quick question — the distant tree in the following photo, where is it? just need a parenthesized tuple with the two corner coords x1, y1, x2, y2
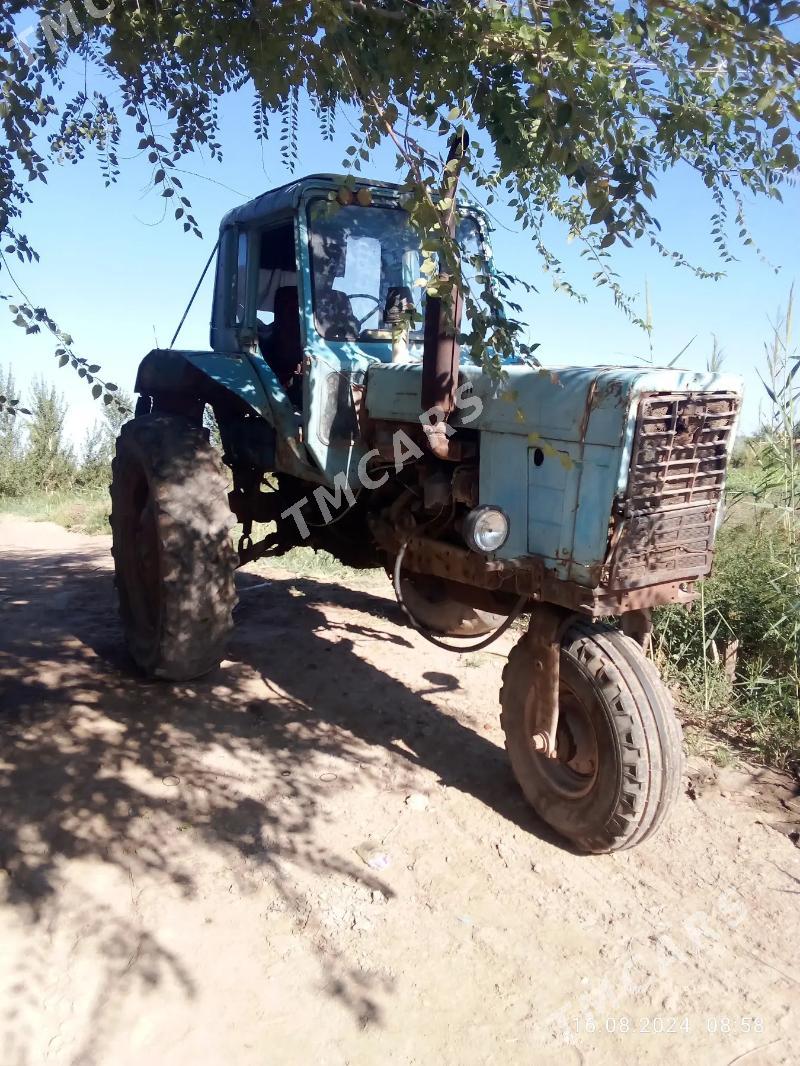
(0, 362, 25, 496)
(103, 389, 133, 437)
(77, 419, 110, 489)
(76, 388, 133, 488)
(25, 376, 75, 494)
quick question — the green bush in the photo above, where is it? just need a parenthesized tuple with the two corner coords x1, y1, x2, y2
(654, 527, 799, 770)
(654, 291, 800, 772)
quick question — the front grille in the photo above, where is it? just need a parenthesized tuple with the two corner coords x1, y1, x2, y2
(607, 392, 740, 589)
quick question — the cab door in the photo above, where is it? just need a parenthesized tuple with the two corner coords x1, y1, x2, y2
(296, 200, 377, 490)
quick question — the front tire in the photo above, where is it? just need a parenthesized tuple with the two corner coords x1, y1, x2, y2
(500, 619, 683, 853)
(110, 414, 237, 680)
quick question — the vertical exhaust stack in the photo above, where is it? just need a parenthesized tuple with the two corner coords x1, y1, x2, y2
(421, 284, 463, 417)
(421, 132, 469, 459)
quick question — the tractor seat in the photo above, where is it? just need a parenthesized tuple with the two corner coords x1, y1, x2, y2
(258, 286, 304, 405)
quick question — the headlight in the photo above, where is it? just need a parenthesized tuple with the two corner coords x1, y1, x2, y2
(463, 506, 509, 554)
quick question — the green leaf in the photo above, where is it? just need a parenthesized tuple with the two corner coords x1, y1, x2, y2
(755, 87, 777, 112)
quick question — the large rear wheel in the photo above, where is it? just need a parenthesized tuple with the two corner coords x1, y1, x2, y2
(500, 618, 683, 852)
(110, 414, 237, 680)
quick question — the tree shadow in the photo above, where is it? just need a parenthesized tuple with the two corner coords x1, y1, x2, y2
(227, 574, 552, 836)
(0, 539, 560, 1058)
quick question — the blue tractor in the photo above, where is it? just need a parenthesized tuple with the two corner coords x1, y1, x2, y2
(112, 174, 742, 852)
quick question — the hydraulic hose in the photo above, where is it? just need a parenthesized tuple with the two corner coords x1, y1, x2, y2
(392, 540, 528, 653)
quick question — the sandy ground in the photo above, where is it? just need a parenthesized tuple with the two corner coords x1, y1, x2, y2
(0, 513, 798, 1066)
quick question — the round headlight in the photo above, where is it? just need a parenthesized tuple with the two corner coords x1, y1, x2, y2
(463, 506, 510, 554)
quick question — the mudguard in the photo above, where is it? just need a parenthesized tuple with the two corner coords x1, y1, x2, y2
(134, 348, 315, 480)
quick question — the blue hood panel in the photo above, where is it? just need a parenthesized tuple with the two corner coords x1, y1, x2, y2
(366, 361, 743, 582)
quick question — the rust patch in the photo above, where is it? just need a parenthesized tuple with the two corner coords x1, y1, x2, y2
(578, 380, 598, 442)
(370, 517, 699, 619)
(525, 604, 570, 758)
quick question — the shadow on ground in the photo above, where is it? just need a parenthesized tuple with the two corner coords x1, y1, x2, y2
(0, 543, 557, 1053)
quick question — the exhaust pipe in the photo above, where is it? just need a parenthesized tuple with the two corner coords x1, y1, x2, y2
(421, 284, 463, 459)
(421, 132, 468, 459)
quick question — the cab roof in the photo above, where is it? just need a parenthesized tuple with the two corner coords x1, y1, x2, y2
(219, 172, 486, 232)
(219, 173, 404, 231)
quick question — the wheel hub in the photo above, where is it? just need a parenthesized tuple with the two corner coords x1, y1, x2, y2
(531, 685, 599, 798)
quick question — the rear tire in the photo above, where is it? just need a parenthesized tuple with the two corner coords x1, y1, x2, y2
(399, 574, 506, 637)
(500, 618, 683, 853)
(110, 414, 237, 680)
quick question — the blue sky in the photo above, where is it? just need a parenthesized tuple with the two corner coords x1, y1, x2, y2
(1, 81, 798, 448)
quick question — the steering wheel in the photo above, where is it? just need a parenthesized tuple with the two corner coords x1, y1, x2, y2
(347, 293, 382, 331)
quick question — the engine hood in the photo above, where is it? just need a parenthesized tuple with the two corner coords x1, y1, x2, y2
(365, 361, 743, 448)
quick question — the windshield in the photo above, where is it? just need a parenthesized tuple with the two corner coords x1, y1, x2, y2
(307, 200, 485, 342)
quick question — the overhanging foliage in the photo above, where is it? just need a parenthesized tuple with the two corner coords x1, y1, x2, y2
(0, 0, 798, 404)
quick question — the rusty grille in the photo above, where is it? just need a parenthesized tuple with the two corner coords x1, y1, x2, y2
(607, 392, 740, 589)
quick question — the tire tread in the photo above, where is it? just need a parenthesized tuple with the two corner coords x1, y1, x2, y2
(500, 619, 682, 853)
(110, 414, 237, 681)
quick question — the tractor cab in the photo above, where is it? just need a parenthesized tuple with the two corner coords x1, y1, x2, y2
(206, 174, 489, 482)
(211, 173, 487, 364)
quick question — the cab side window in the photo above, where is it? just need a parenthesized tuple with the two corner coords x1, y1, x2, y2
(255, 224, 303, 407)
(234, 231, 248, 326)
(256, 224, 298, 325)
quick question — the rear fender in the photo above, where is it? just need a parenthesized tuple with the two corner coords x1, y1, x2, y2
(134, 349, 315, 479)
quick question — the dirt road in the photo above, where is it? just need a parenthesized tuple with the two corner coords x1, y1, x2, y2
(1, 514, 798, 1066)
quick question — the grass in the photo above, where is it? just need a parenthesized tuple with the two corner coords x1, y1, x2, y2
(0, 488, 110, 535)
(241, 520, 385, 589)
(653, 484, 800, 775)
(653, 292, 800, 775)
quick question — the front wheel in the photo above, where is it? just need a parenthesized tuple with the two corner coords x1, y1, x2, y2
(500, 619, 683, 853)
